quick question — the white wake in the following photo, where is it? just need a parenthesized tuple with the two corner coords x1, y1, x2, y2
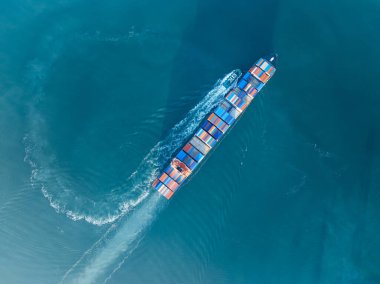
(59, 70, 240, 283)
(25, 70, 240, 225)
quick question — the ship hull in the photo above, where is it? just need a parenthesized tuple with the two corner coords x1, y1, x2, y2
(152, 57, 277, 199)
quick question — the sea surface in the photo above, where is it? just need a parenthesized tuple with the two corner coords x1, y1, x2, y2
(0, 0, 380, 283)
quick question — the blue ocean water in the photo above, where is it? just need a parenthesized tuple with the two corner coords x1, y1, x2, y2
(0, 0, 380, 283)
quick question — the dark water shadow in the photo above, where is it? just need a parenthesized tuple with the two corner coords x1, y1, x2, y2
(160, 0, 280, 139)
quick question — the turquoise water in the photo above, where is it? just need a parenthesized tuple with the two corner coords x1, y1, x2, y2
(1, 0, 380, 283)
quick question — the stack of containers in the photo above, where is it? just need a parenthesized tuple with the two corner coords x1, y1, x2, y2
(152, 57, 276, 199)
(165, 166, 186, 184)
(225, 89, 252, 112)
(183, 143, 204, 162)
(207, 113, 230, 133)
(176, 150, 198, 170)
(195, 128, 218, 148)
(189, 136, 211, 155)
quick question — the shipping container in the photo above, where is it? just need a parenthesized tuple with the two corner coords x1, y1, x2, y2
(250, 66, 269, 83)
(261, 72, 270, 83)
(201, 121, 224, 140)
(256, 58, 277, 77)
(176, 150, 187, 162)
(159, 172, 172, 186)
(155, 181, 174, 199)
(248, 88, 258, 97)
(260, 61, 270, 72)
(228, 105, 241, 119)
(183, 143, 205, 162)
(219, 100, 241, 119)
(256, 58, 265, 66)
(207, 113, 230, 132)
(248, 76, 264, 91)
(157, 184, 174, 199)
(195, 128, 217, 148)
(214, 106, 235, 125)
(226, 89, 252, 111)
(165, 165, 185, 183)
(182, 154, 198, 170)
(243, 82, 252, 93)
(167, 179, 179, 192)
(268, 66, 275, 76)
(243, 72, 252, 81)
(174, 149, 198, 171)
(237, 79, 248, 90)
(226, 90, 240, 106)
(189, 136, 211, 155)
(152, 179, 160, 188)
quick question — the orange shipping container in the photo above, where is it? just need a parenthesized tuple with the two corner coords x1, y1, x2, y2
(164, 189, 174, 199)
(167, 179, 179, 191)
(260, 72, 270, 83)
(159, 172, 169, 183)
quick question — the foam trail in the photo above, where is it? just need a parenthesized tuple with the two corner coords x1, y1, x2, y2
(61, 194, 163, 284)
(25, 69, 240, 225)
(60, 71, 241, 282)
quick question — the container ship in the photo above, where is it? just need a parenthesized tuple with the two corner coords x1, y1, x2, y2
(152, 55, 277, 199)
